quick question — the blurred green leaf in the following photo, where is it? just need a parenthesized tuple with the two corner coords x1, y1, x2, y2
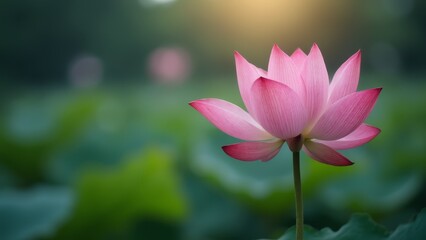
(0, 93, 100, 183)
(54, 147, 187, 239)
(388, 209, 426, 240)
(48, 93, 101, 147)
(182, 173, 268, 240)
(190, 132, 295, 214)
(274, 208, 426, 240)
(0, 187, 73, 240)
(318, 163, 421, 212)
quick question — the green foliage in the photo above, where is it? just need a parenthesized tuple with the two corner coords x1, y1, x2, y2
(275, 209, 426, 240)
(54, 147, 187, 239)
(0, 187, 73, 240)
(388, 209, 426, 240)
(191, 133, 299, 214)
(0, 93, 100, 184)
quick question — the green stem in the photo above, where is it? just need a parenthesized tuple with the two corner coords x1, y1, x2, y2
(293, 151, 303, 240)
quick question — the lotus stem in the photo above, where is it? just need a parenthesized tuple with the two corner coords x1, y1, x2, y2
(293, 151, 303, 240)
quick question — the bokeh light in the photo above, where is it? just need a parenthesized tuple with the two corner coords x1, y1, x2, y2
(147, 47, 191, 84)
(68, 55, 103, 88)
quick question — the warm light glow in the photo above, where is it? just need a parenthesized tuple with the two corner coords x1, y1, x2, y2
(179, 0, 356, 64)
(139, 0, 176, 7)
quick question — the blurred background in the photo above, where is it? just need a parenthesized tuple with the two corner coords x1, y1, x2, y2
(0, 0, 425, 239)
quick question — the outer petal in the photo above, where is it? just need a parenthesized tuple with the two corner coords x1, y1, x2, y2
(308, 88, 382, 140)
(235, 51, 261, 114)
(328, 50, 361, 104)
(222, 140, 284, 162)
(267, 44, 305, 98)
(251, 78, 308, 140)
(314, 124, 380, 150)
(291, 48, 307, 74)
(189, 98, 273, 141)
(303, 140, 353, 166)
(302, 43, 329, 124)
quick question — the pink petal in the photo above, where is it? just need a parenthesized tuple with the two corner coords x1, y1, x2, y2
(314, 124, 380, 150)
(256, 67, 268, 77)
(251, 77, 307, 140)
(308, 88, 382, 140)
(302, 43, 330, 124)
(328, 50, 361, 104)
(235, 51, 261, 114)
(290, 48, 307, 74)
(267, 44, 305, 98)
(222, 140, 284, 162)
(189, 98, 274, 141)
(303, 140, 353, 166)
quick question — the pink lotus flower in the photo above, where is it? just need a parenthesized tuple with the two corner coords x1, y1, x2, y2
(189, 44, 381, 166)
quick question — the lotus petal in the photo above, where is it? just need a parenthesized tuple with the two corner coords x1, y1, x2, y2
(291, 48, 307, 74)
(235, 51, 261, 114)
(314, 124, 380, 150)
(309, 88, 382, 140)
(189, 98, 274, 141)
(268, 44, 305, 98)
(222, 140, 284, 161)
(328, 51, 361, 104)
(251, 77, 307, 139)
(302, 44, 329, 124)
(304, 140, 353, 166)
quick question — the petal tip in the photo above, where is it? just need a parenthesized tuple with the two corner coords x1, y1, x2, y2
(291, 48, 306, 56)
(188, 98, 212, 110)
(272, 43, 282, 51)
(349, 50, 361, 62)
(325, 157, 354, 166)
(308, 43, 323, 58)
(221, 144, 258, 162)
(370, 125, 381, 137)
(355, 49, 361, 56)
(188, 100, 198, 107)
(304, 142, 354, 166)
(270, 44, 288, 58)
(362, 87, 383, 98)
(353, 50, 361, 60)
(189, 98, 205, 105)
(374, 87, 383, 94)
(345, 161, 354, 166)
(188, 99, 206, 111)
(309, 43, 324, 58)
(222, 141, 283, 162)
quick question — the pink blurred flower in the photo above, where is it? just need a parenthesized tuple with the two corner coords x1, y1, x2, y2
(190, 44, 382, 166)
(148, 47, 191, 84)
(69, 55, 103, 88)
